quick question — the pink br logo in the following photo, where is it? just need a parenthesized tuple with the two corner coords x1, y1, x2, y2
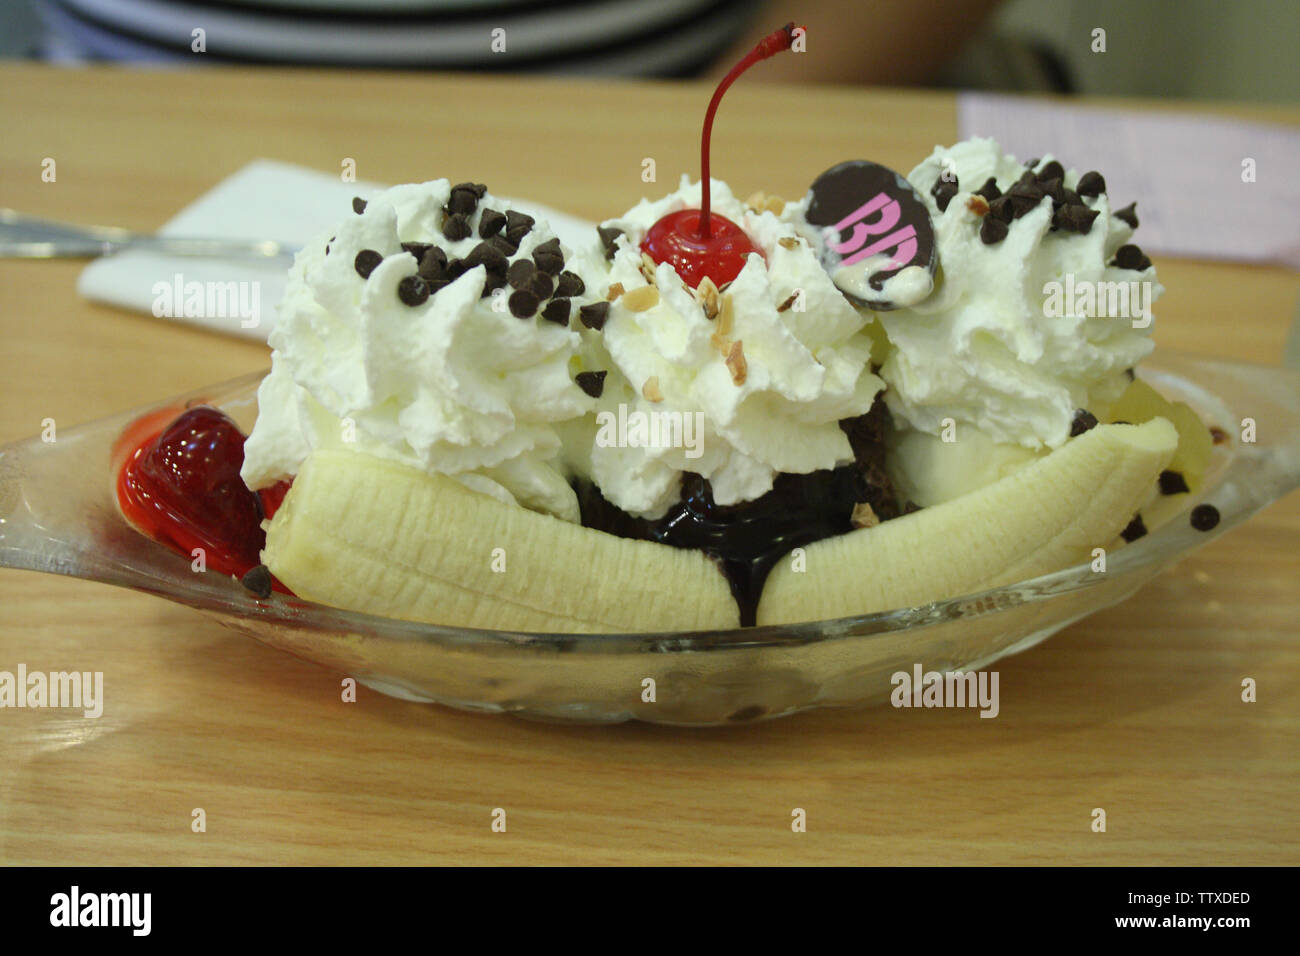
(828, 192, 919, 269)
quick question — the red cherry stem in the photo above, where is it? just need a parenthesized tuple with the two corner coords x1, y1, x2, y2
(698, 22, 800, 239)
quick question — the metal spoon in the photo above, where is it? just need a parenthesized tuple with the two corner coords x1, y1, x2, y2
(0, 209, 299, 260)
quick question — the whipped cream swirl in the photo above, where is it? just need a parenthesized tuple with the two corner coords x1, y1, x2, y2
(575, 176, 884, 518)
(240, 180, 603, 522)
(875, 138, 1160, 450)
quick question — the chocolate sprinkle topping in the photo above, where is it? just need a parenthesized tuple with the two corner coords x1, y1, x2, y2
(241, 564, 273, 599)
(1120, 514, 1147, 542)
(352, 197, 367, 215)
(1190, 504, 1220, 531)
(555, 270, 585, 298)
(397, 275, 430, 306)
(508, 288, 539, 318)
(532, 237, 564, 276)
(478, 208, 507, 238)
(575, 370, 606, 398)
(353, 249, 383, 279)
(1076, 171, 1106, 198)
(442, 212, 471, 241)
(979, 216, 1009, 245)
(1113, 243, 1152, 271)
(579, 300, 610, 330)
(1158, 469, 1190, 495)
(1070, 409, 1099, 436)
(1114, 202, 1139, 228)
(541, 297, 571, 325)
(597, 225, 624, 261)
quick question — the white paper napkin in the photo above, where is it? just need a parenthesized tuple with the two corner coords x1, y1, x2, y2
(77, 159, 599, 342)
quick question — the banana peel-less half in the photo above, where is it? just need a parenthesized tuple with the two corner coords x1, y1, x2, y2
(756, 418, 1178, 626)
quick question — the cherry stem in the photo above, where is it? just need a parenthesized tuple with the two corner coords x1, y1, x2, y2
(698, 22, 799, 239)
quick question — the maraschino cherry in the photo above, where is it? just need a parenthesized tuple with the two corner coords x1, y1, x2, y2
(641, 22, 802, 289)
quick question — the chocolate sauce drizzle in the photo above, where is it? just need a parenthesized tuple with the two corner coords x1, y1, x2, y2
(575, 403, 909, 626)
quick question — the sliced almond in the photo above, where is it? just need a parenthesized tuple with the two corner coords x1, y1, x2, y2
(640, 252, 658, 282)
(777, 290, 800, 313)
(622, 285, 660, 312)
(850, 501, 880, 529)
(725, 339, 747, 386)
(642, 376, 663, 403)
(716, 293, 735, 337)
(763, 195, 785, 216)
(744, 190, 768, 212)
(778, 236, 801, 251)
(606, 282, 625, 301)
(710, 332, 731, 355)
(966, 195, 989, 216)
(696, 277, 720, 319)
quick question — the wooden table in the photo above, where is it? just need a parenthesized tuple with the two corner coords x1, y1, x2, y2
(1, 63, 1296, 866)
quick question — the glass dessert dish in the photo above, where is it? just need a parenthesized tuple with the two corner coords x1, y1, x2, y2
(1, 351, 1296, 725)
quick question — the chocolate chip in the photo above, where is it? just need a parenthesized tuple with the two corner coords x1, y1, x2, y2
(353, 249, 383, 279)
(597, 225, 624, 261)
(579, 300, 610, 330)
(1120, 515, 1147, 542)
(1035, 160, 1064, 184)
(505, 210, 535, 245)
(975, 177, 1002, 201)
(532, 237, 564, 275)
(482, 271, 506, 297)
(1070, 409, 1099, 436)
(575, 370, 606, 398)
(541, 297, 570, 325)
(987, 194, 1014, 223)
(1190, 504, 1220, 531)
(527, 270, 554, 300)
(241, 564, 273, 599)
(1113, 243, 1152, 271)
(506, 258, 536, 289)
(448, 182, 486, 216)
(488, 235, 518, 257)
(397, 275, 429, 306)
(352, 197, 367, 215)
(1114, 202, 1139, 228)
(442, 211, 471, 241)
(979, 216, 1009, 244)
(931, 173, 958, 212)
(418, 246, 447, 278)
(1053, 204, 1099, 234)
(426, 278, 451, 295)
(1158, 469, 1190, 495)
(1007, 181, 1046, 218)
(478, 208, 506, 239)
(555, 270, 585, 298)
(401, 241, 433, 261)
(508, 289, 539, 318)
(1076, 171, 1106, 198)
(445, 258, 469, 280)
(464, 240, 507, 273)
(1017, 169, 1038, 187)
(1040, 177, 1065, 205)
